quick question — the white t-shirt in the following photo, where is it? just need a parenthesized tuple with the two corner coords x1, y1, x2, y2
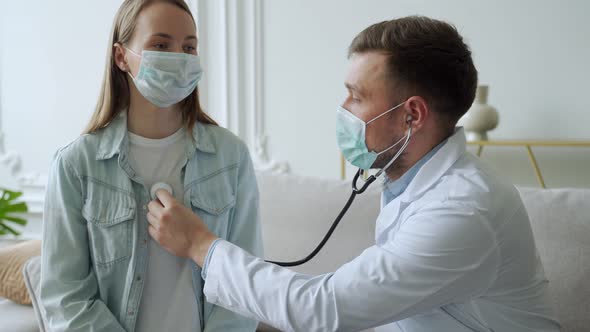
(129, 127, 198, 332)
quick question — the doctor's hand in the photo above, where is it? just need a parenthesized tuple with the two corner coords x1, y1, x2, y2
(146, 189, 218, 267)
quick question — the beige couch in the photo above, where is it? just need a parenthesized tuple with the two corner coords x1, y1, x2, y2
(1, 173, 588, 332)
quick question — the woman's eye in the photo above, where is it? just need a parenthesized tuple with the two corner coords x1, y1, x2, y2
(154, 43, 167, 49)
(183, 45, 196, 53)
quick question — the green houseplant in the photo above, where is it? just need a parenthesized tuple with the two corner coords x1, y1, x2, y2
(0, 188, 28, 236)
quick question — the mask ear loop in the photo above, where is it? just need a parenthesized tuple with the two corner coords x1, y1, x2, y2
(123, 47, 141, 79)
(355, 116, 413, 191)
(125, 47, 142, 58)
(366, 101, 406, 125)
(374, 120, 413, 178)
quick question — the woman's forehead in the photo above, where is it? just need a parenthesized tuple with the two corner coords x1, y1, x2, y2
(134, 2, 196, 39)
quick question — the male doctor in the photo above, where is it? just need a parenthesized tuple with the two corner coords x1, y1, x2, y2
(148, 16, 561, 331)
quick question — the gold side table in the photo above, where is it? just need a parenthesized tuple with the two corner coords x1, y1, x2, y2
(339, 140, 590, 188)
(467, 140, 590, 188)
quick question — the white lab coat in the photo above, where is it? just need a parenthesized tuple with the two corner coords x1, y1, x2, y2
(203, 128, 561, 332)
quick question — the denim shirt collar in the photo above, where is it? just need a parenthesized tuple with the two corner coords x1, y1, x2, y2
(95, 111, 217, 161)
(382, 138, 447, 205)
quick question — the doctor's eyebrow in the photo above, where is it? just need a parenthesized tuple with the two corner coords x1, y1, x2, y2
(345, 83, 365, 97)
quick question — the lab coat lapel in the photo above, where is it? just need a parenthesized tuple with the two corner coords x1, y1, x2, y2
(374, 128, 467, 243)
(404, 127, 467, 200)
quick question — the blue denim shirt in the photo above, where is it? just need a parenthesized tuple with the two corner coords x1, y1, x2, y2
(40, 112, 263, 332)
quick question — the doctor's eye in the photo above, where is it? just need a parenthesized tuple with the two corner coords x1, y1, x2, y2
(351, 96, 361, 103)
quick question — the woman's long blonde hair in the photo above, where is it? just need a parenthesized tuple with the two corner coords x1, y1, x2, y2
(84, 0, 217, 134)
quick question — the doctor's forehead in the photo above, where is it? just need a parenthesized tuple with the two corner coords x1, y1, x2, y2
(345, 52, 390, 91)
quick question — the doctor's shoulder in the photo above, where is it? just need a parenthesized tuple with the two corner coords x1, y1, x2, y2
(430, 157, 523, 219)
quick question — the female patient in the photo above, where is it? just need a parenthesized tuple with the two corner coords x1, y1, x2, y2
(40, 1, 262, 331)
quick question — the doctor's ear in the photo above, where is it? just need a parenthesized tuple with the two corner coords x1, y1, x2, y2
(404, 96, 429, 131)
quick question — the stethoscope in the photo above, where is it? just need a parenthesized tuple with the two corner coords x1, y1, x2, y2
(149, 119, 412, 268)
(150, 171, 381, 267)
(266, 120, 413, 267)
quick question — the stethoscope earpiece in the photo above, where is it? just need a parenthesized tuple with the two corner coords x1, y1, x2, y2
(150, 182, 173, 200)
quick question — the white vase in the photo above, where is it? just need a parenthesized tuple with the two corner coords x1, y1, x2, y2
(458, 85, 499, 141)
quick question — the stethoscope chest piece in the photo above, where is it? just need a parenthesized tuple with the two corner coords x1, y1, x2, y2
(353, 170, 377, 194)
(150, 182, 173, 200)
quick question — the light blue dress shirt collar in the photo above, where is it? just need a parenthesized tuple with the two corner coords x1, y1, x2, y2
(382, 138, 447, 205)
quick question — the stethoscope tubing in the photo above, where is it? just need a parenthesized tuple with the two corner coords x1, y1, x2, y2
(265, 169, 374, 267)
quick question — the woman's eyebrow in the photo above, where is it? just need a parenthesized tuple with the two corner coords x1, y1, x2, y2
(151, 32, 173, 39)
(149, 33, 197, 41)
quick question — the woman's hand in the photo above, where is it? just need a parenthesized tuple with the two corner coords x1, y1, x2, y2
(147, 190, 218, 266)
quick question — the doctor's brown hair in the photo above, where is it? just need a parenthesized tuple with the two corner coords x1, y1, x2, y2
(84, 0, 217, 134)
(349, 16, 478, 130)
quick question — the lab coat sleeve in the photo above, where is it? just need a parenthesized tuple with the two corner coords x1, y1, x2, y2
(203, 145, 263, 332)
(40, 152, 126, 332)
(203, 201, 498, 332)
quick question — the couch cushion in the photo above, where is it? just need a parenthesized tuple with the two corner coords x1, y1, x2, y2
(257, 172, 380, 332)
(257, 172, 381, 276)
(518, 188, 590, 332)
(0, 297, 39, 332)
(0, 239, 41, 304)
(257, 172, 384, 332)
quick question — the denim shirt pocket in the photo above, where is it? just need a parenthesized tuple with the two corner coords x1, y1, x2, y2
(189, 177, 236, 240)
(82, 181, 136, 267)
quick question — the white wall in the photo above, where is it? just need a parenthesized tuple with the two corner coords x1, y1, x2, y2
(0, 1, 130, 238)
(262, 0, 590, 187)
(0, 0, 261, 186)
(1, 0, 589, 190)
(0, 1, 125, 180)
